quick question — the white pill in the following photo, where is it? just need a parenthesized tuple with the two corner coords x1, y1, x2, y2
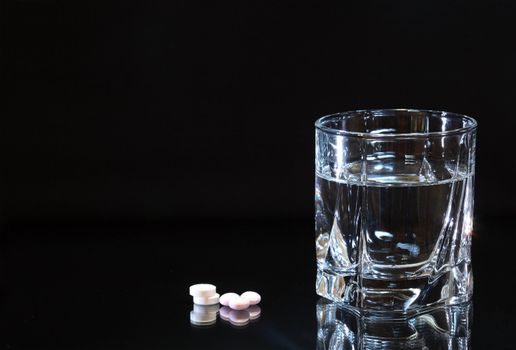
(190, 310, 216, 326)
(248, 305, 261, 320)
(241, 291, 261, 305)
(229, 309, 250, 326)
(228, 296, 250, 310)
(189, 283, 216, 297)
(193, 303, 219, 314)
(219, 292, 239, 306)
(193, 293, 220, 305)
(219, 306, 231, 321)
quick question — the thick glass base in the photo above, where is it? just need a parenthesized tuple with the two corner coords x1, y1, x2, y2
(316, 264, 473, 314)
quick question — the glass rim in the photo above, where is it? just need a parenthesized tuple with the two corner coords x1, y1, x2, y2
(314, 109, 478, 138)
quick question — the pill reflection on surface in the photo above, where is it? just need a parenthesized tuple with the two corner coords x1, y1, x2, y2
(190, 310, 217, 326)
(229, 309, 250, 326)
(193, 304, 219, 314)
(248, 305, 261, 320)
(219, 306, 231, 321)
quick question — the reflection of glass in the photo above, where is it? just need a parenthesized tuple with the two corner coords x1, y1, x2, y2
(315, 110, 477, 312)
(316, 299, 472, 349)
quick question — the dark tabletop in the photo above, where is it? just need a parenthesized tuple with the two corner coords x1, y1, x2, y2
(0, 217, 513, 349)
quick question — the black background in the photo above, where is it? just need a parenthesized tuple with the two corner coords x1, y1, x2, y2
(5, 0, 516, 224)
(4, 1, 516, 349)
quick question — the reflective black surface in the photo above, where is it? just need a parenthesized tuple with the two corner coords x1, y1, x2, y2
(6, 1, 516, 348)
(317, 299, 472, 349)
(0, 217, 513, 349)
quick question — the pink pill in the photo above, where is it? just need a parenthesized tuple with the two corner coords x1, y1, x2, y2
(219, 292, 239, 306)
(241, 291, 261, 305)
(228, 296, 250, 310)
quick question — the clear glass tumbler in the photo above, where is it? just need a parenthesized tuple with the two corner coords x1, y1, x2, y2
(315, 109, 477, 312)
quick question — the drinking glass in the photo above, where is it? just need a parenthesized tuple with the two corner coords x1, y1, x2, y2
(315, 109, 477, 312)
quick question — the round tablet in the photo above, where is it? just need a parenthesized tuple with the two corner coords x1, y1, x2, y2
(193, 293, 220, 305)
(189, 283, 216, 297)
(219, 292, 239, 306)
(219, 306, 231, 321)
(241, 291, 261, 305)
(190, 310, 216, 326)
(228, 296, 250, 310)
(248, 305, 261, 320)
(229, 309, 250, 326)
